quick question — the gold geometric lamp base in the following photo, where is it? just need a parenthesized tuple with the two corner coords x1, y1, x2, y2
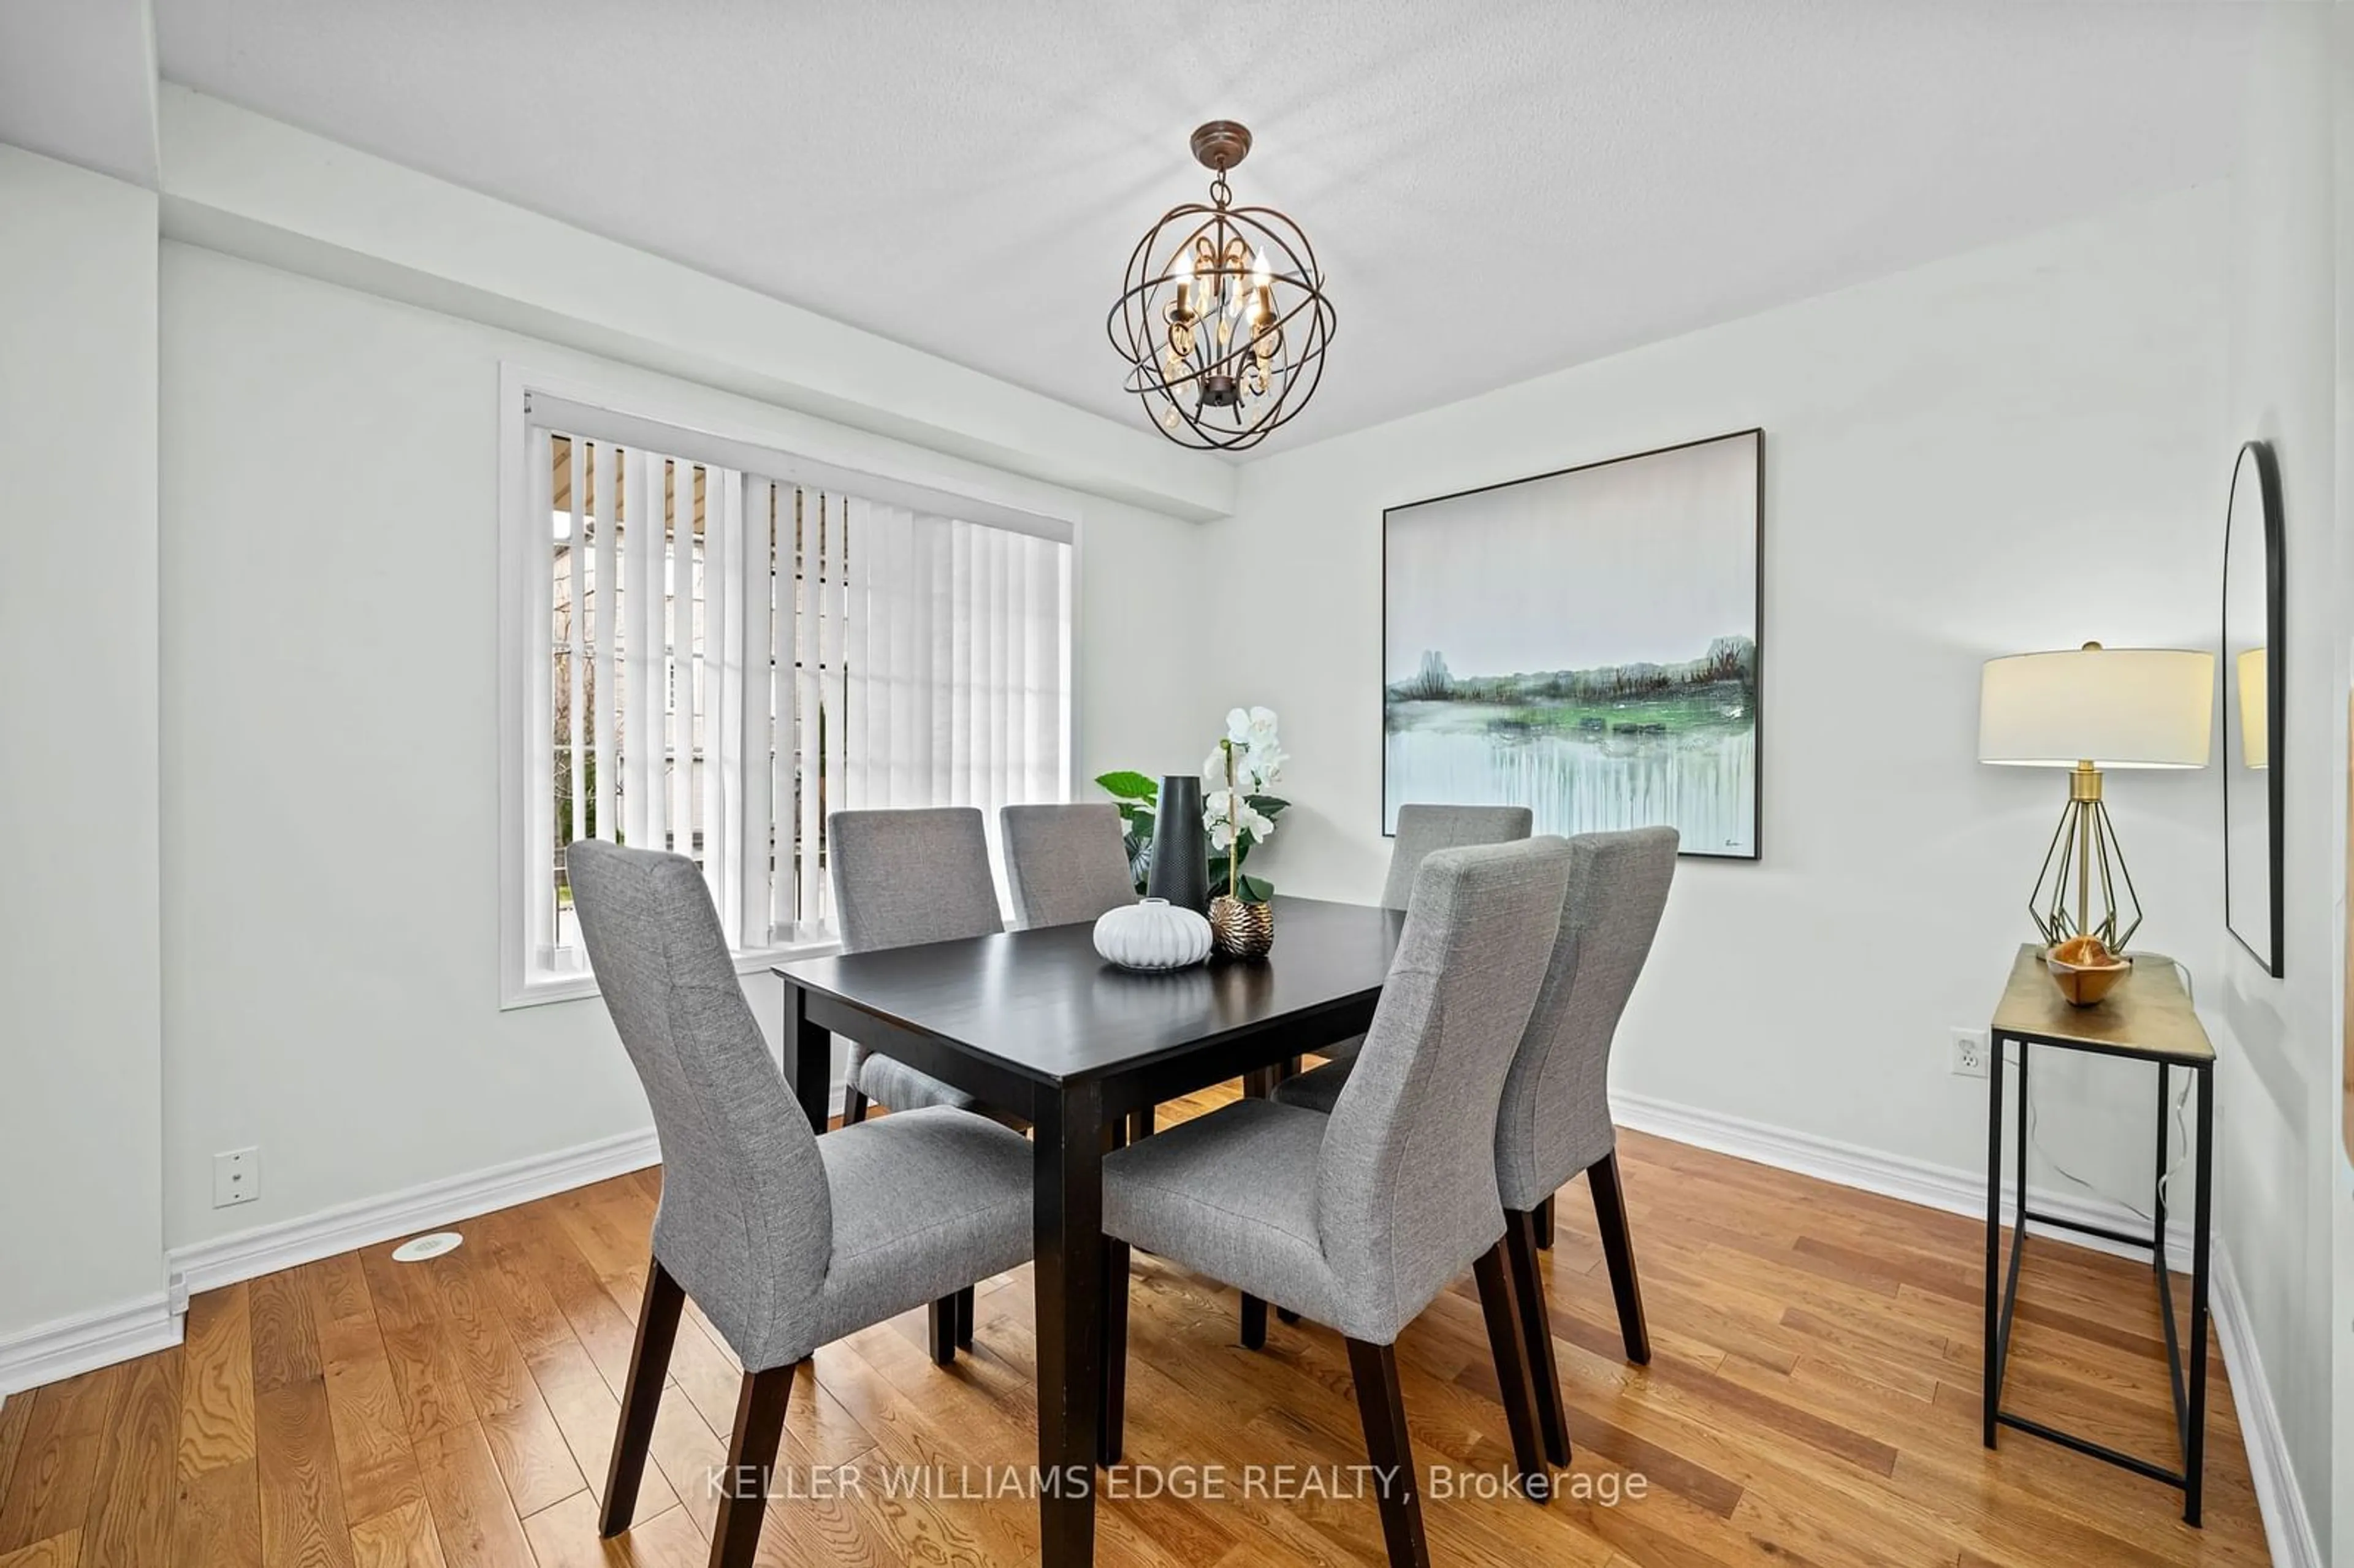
(2025, 761, 2142, 952)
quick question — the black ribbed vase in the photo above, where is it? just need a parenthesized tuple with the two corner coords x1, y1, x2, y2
(1145, 775, 1209, 914)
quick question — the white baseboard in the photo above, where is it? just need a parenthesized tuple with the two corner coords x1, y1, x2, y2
(166, 1125, 663, 1302)
(164, 1075, 848, 1306)
(1613, 1090, 2195, 1260)
(1613, 1090, 2318, 1567)
(2209, 1245, 2325, 1568)
(0, 1292, 180, 1398)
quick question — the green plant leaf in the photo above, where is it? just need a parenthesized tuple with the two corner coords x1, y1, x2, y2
(1241, 873, 1274, 902)
(1095, 771, 1158, 804)
(1247, 794, 1289, 816)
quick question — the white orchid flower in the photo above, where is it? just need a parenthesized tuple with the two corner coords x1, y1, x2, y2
(1208, 818, 1237, 851)
(1236, 802, 1276, 842)
(1204, 745, 1235, 788)
(1224, 706, 1278, 744)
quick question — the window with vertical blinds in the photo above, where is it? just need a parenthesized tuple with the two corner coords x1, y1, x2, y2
(511, 395, 1073, 998)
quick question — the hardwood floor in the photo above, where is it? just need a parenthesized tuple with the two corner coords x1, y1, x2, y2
(0, 1090, 2271, 1567)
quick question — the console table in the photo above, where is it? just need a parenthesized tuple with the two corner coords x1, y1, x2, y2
(1982, 943, 2215, 1524)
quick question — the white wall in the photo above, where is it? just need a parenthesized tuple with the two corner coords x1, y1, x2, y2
(2337, 11, 2354, 1555)
(1209, 186, 2231, 1208)
(2212, 7, 2341, 1554)
(158, 243, 1205, 1253)
(0, 147, 165, 1341)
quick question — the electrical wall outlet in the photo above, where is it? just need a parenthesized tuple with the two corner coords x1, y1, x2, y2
(213, 1147, 259, 1208)
(1950, 1027, 1990, 1079)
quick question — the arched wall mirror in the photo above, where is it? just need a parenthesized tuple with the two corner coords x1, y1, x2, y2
(2222, 439, 2283, 975)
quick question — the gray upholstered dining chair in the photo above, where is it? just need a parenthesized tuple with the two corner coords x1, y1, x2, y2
(1490, 825, 1675, 1460)
(1001, 802, 1138, 929)
(829, 807, 1006, 1127)
(829, 806, 1022, 1357)
(1233, 801, 1537, 1336)
(1296, 804, 1530, 1079)
(1276, 826, 1678, 1467)
(1380, 802, 1535, 909)
(1101, 839, 1577, 1566)
(1001, 801, 1162, 1142)
(568, 840, 1035, 1568)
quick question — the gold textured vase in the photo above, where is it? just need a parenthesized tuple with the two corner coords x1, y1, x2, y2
(1209, 895, 1275, 959)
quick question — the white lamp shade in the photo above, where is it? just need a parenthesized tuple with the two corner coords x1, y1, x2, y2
(2236, 647, 2268, 769)
(1978, 646, 2215, 769)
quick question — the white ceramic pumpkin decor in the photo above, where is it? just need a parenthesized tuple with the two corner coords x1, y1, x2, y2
(1093, 898, 1213, 972)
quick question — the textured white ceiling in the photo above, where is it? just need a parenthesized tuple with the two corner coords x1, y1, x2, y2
(151, 0, 2255, 454)
(0, 0, 160, 185)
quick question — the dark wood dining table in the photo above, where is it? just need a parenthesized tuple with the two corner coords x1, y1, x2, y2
(774, 893, 1406, 1567)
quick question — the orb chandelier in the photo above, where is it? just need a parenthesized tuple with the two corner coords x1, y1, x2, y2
(1108, 120, 1336, 452)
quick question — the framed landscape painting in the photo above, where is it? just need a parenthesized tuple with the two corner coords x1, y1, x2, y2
(1382, 428, 1762, 859)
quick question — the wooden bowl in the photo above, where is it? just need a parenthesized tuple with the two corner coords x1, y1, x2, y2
(2046, 937, 2130, 1007)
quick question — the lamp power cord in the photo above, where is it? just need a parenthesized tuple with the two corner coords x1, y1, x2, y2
(2010, 953, 2195, 1228)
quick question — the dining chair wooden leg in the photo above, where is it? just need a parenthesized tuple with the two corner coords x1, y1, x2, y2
(709, 1364, 794, 1568)
(1129, 1105, 1156, 1142)
(1472, 1240, 1551, 1501)
(842, 1085, 870, 1125)
(1346, 1338, 1432, 1568)
(1240, 1292, 1268, 1350)
(602, 1258, 685, 1536)
(1504, 1208, 1570, 1466)
(1100, 1239, 1130, 1467)
(1588, 1151, 1650, 1364)
(929, 1296, 959, 1366)
(1533, 1192, 1555, 1250)
(954, 1285, 975, 1349)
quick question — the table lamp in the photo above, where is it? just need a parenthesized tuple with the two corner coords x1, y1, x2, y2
(1978, 642, 2214, 952)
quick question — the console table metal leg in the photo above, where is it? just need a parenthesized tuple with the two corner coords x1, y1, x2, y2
(2184, 1062, 2213, 1526)
(1982, 1033, 2006, 1448)
(2151, 1063, 2168, 1279)
(2013, 1042, 2030, 1261)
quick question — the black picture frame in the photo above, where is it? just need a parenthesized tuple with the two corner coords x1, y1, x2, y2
(1379, 428, 1766, 861)
(2222, 438, 2285, 976)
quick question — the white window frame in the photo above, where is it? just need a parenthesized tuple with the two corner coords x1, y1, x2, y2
(497, 362, 1084, 1008)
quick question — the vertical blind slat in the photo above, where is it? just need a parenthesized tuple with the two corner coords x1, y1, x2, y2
(821, 493, 849, 921)
(669, 462, 696, 860)
(887, 508, 917, 806)
(949, 520, 972, 805)
(592, 443, 619, 842)
(926, 517, 951, 805)
(795, 492, 823, 925)
(623, 447, 657, 850)
(565, 438, 588, 851)
(844, 497, 872, 810)
(703, 463, 733, 924)
(763, 482, 793, 943)
(527, 426, 557, 961)
(1027, 533, 1061, 801)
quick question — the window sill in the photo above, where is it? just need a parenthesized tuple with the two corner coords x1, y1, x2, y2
(502, 934, 844, 1011)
